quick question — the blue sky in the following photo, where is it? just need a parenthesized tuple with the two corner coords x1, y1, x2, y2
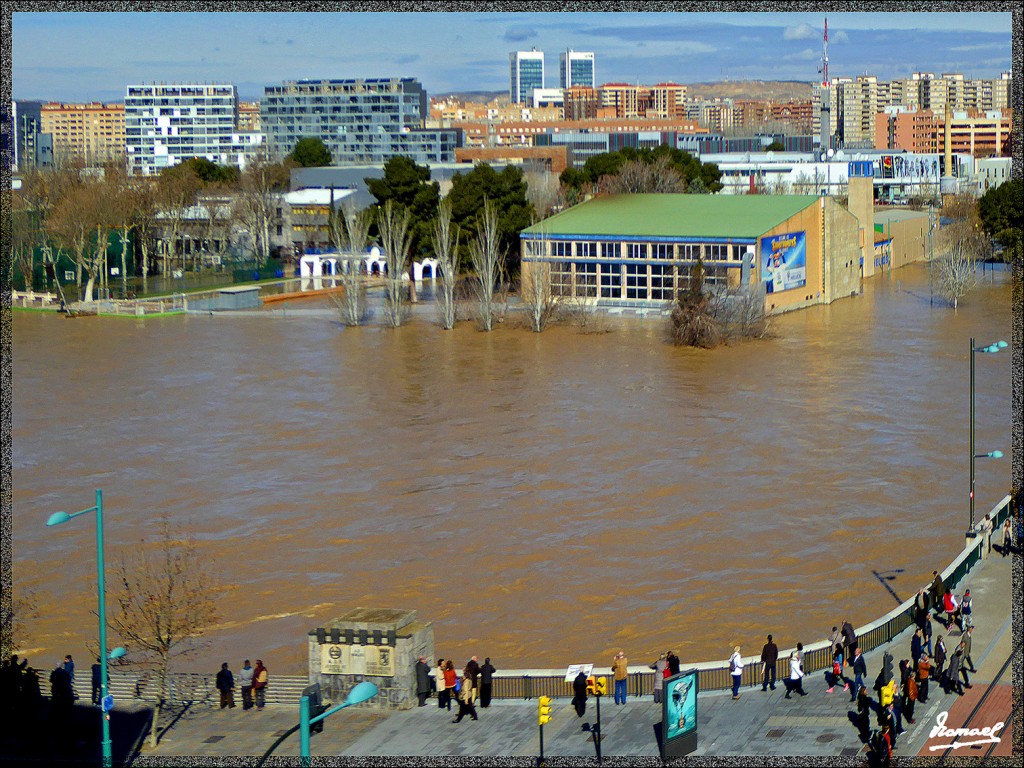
(12, 10, 1013, 103)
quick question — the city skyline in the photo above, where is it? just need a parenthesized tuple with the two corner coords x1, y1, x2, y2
(12, 10, 1013, 103)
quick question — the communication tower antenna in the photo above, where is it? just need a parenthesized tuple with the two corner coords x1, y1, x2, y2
(820, 16, 829, 87)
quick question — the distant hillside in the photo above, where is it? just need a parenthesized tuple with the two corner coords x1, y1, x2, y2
(687, 81, 814, 102)
(434, 90, 508, 104)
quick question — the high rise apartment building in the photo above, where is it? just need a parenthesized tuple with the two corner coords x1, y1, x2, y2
(510, 49, 545, 104)
(261, 77, 458, 165)
(649, 83, 688, 120)
(40, 102, 125, 165)
(559, 50, 595, 89)
(237, 101, 261, 132)
(124, 83, 259, 175)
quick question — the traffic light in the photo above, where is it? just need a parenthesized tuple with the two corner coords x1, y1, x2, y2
(537, 695, 552, 726)
(594, 677, 607, 697)
(586, 676, 596, 696)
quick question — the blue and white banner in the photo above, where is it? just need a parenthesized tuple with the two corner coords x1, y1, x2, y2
(761, 231, 807, 294)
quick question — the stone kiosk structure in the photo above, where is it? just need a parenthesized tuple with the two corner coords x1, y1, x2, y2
(308, 608, 433, 711)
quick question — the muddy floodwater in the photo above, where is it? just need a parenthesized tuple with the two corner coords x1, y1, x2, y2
(11, 263, 1013, 675)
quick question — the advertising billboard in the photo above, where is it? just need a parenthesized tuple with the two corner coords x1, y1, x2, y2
(760, 231, 807, 294)
(662, 669, 698, 759)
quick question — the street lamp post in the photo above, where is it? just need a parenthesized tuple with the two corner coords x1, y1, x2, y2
(46, 489, 127, 768)
(969, 338, 1008, 541)
(300, 681, 378, 767)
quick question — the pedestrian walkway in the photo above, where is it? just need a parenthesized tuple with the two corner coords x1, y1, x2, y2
(134, 547, 1013, 761)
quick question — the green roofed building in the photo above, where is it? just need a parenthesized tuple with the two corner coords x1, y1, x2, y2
(520, 193, 864, 314)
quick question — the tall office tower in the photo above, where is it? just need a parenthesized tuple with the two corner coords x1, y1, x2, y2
(261, 77, 458, 165)
(125, 83, 240, 175)
(559, 50, 595, 89)
(510, 48, 545, 104)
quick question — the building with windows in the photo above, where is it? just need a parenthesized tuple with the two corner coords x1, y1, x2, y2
(559, 50, 595, 89)
(13, 100, 51, 170)
(261, 77, 459, 165)
(41, 102, 125, 166)
(874, 108, 1012, 157)
(125, 83, 250, 175)
(510, 49, 545, 104)
(521, 194, 863, 314)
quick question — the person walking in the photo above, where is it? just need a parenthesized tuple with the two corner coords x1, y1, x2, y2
(571, 670, 588, 717)
(945, 646, 964, 695)
(238, 660, 254, 711)
(729, 646, 743, 700)
(941, 589, 960, 632)
(216, 662, 236, 709)
(856, 686, 873, 742)
(649, 653, 667, 703)
(443, 660, 457, 711)
(900, 660, 917, 725)
(451, 671, 478, 723)
(851, 646, 867, 702)
(916, 653, 932, 704)
(478, 657, 496, 708)
(785, 651, 806, 698)
(252, 659, 268, 711)
(962, 626, 976, 672)
(960, 589, 974, 630)
(611, 651, 628, 705)
(760, 635, 778, 691)
(954, 641, 973, 690)
(827, 643, 848, 693)
(933, 636, 947, 680)
(91, 658, 103, 705)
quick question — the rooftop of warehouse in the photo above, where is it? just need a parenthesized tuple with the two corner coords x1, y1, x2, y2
(522, 194, 821, 240)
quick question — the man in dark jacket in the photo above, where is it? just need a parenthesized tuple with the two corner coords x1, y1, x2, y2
(910, 628, 924, 667)
(216, 662, 235, 709)
(760, 634, 778, 691)
(667, 651, 681, 676)
(929, 571, 945, 613)
(850, 647, 868, 702)
(841, 620, 858, 662)
(571, 671, 588, 717)
(91, 658, 103, 705)
(415, 657, 432, 706)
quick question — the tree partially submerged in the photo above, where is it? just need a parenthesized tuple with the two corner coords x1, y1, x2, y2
(936, 194, 986, 309)
(109, 518, 223, 748)
(670, 258, 722, 348)
(377, 200, 413, 327)
(469, 199, 507, 331)
(329, 205, 373, 326)
(432, 197, 461, 330)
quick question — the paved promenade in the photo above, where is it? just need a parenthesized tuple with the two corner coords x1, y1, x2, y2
(130, 545, 1014, 763)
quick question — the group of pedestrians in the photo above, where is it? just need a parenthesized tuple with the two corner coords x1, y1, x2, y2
(419, 655, 496, 723)
(214, 659, 268, 711)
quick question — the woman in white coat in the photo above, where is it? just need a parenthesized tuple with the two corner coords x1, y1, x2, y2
(786, 651, 807, 698)
(729, 646, 743, 700)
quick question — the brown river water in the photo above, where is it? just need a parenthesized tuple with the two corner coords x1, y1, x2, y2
(11, 263, 1013, 675)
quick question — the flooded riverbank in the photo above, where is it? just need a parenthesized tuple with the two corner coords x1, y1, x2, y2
(11, 263, 1012, 674)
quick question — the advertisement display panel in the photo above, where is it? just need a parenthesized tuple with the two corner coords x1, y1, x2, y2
(662, 669, 698, 759)
(760, 231, 807, 294)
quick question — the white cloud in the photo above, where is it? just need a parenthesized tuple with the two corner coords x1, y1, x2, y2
(832, 30, 849, 44)
(784, 23, 817, 41)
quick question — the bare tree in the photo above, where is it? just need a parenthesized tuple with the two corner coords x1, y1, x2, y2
(109, 517, 223, 748)
(155, 166, 202, 279)
(670, 258, 722, 348)
(0, 587, 38, 662)
(469, 199, 506, 332)
(520, 223, 557, 333)
(600, 156, 685, 195)
(234, 151, 291, 264)
(936, 194, 986, 309)
(129, 179, 159, 295)
(328, 204, 372, 326)
(524, 169, 562, 219)
(709, 282, 772, 341)
(49, 180, 105, 302)
(431, 197, 461, 330)
(377, 200, 413, 328)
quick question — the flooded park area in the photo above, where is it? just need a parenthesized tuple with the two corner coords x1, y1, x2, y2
(10, 262, 1013, 674)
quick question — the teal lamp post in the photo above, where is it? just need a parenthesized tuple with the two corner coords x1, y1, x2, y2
(969, 338, 1008, 539)
(299, 681, 378, 766)
(46, 489, 127, 768)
